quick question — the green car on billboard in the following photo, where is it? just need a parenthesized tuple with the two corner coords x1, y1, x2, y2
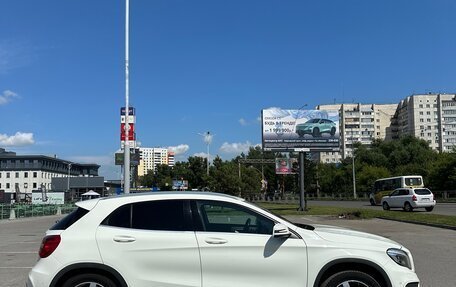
(295, 118, 337, 137)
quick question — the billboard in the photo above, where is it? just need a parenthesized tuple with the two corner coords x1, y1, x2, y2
(262, 108, 340, 151)
(115, 151, 140, 166)
(172, 180, 188, 190)
(32, 191, 65, 205)
(275, 158, 297, 175)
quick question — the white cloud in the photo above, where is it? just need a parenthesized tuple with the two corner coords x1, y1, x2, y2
(219, 141, 260, 154)
(168, 144, 190, 155)
(0, 132, 34, 146)
(0, 90, 18, 105)
(239, 118, 247, 126)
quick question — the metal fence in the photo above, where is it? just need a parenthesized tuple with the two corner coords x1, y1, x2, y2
(0, 204, 76, 220)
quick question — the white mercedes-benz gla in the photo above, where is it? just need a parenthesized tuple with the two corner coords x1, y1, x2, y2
(27, 192, 420, 287)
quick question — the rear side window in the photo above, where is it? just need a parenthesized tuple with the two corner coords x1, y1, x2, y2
(50, 207, 89, 230)
(102, 200, 191, 231)
(414, 188, 431, 195)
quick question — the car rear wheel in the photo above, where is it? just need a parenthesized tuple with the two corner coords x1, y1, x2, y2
(382, 202, 390, 210)
(403, 202, 413, 212)
(425, 206, 434, 212)
(62, 273, 117, 287)
(320, 270, 381, 287)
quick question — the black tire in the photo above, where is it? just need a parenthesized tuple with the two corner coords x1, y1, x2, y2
(320, 270, 381, 287)
(313, 127, 320, 137)
(369, 198, 376, 206)
(330, 127, 336, 136)
(425, 206, 434, 212)
(403, 202, 413, 212)
(382, 202, 390, 210)
(62, 273, 117, 287)
(297, 130, 305, 137)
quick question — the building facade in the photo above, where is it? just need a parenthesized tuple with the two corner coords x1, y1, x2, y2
(137, 147, 175, 177)
(0, 148, 100, 201)
(394, 93, 456, 152)
(317, 103, 397, 163)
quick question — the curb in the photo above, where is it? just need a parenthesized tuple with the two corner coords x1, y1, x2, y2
(376, 216, 456, 231)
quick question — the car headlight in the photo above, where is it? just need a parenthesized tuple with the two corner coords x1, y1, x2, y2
(387, 248, 412, 269)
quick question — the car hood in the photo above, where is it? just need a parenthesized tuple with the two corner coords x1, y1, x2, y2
(305, 224, 401, 248)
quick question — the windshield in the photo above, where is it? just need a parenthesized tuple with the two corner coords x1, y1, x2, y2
(405, 177, 422, 186)
(306, 119, 320, 123)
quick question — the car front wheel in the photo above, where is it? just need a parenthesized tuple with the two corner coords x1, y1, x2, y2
(62, 273, 117, 287)
(320, 270, 381, 287)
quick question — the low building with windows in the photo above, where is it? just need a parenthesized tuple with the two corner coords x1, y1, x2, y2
(0, 148, 100, 203)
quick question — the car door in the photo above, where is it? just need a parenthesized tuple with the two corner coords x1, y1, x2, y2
(397, 189, 410, 207)
(193, 200, 307, 287)
(388, 189, 401, 207)
(96, 199, 201, 287)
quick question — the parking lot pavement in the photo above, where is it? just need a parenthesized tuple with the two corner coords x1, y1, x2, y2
(1, 215, 455, 287)
(0, 215, 61, 287)
(288, 215, 456, 287)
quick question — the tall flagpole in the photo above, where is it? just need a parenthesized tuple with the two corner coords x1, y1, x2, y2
(123, 0, 131, 193)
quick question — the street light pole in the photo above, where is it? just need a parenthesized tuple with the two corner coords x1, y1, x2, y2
(123, 0, 131, 194)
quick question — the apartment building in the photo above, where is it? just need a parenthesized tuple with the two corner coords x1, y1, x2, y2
(395, 93, 456, 152)
(137, 147, 175, 176)
(316, 103, 397, 163)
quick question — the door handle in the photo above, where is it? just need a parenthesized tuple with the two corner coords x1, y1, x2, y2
(113, 236, 136, 243)
(205, 237, 228, 245)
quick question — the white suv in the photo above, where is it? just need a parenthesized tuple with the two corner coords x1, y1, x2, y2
(28, 192, 420, 287)
(381, 187, 436, 212)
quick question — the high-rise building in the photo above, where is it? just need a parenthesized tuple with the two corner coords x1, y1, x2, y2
(137, 148, 175, 177)
(395, 93, 456, 152)
(316, 103, 397, 163)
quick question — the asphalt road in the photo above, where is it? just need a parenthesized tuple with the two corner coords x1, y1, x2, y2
(1, 215, 455, 287)
(305, 199, 456, 216)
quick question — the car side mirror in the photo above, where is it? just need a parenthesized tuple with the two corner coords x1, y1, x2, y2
(273, 223, 291, 238)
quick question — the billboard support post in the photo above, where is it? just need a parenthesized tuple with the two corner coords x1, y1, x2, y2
(298, 151, 307, 211)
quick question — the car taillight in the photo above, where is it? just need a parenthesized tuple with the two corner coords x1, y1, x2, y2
(412, 195, 417, 201)
(39, 235, 61, 258)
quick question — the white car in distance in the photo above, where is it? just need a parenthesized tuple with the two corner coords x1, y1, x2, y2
(381, 187, 436, 212)
(28, 192, 420, 287)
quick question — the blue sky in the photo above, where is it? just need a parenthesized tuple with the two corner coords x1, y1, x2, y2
(1, 0, 456, 179)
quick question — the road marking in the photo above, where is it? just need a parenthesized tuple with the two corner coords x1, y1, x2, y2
(0, 267, 32, 269)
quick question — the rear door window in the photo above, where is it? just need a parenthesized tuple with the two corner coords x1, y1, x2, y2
(102, 200, 192, 231)
(414, 188, 431, 195)
(50, 207, 89, 230)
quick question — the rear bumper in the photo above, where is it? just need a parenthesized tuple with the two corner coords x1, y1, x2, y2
(411, 200, 436, 208)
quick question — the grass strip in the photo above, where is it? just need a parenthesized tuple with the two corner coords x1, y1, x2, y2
(258, 203, 456, 228)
